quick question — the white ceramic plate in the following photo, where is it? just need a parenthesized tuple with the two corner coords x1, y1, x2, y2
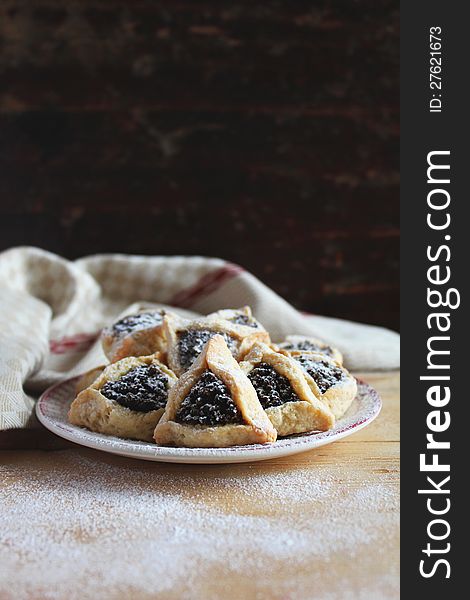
(36, 376, 381, 464)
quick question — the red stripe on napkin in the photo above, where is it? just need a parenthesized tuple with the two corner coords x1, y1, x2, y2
(169, 264, 244, 308)
(50, 333, 98, 354)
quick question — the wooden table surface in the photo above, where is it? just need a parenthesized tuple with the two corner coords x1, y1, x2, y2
(0, 371, 399, 600)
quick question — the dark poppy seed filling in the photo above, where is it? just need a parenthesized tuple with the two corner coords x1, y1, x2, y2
(294, 355, 345, 393)
(111, 311, 164, 337)
(177, 329, 238, 370)
(247, 363, 299, 409)
(283, 340, 334, 356)
(176, 370, 242, 426)
(230, 314, 258, 328)
(101, 364, 169, 412)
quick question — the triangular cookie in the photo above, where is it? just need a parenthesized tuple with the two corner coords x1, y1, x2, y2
(277, 335, 343, 364)
(69, 353, 178, 442)
(206, 306, 266, 331)
(163, 313, 270, 376)
(240, 343, 335, 436)
(101, 309, 170, 363)
(287, 351, 357, 419)
(154, 335, 277, 447)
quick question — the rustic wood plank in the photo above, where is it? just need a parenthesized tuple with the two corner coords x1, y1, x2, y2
(0, 0, 399, 329)
(0, 1, 399, 112)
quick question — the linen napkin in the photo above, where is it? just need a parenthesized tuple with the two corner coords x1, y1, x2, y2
(0, 246, 399, 430)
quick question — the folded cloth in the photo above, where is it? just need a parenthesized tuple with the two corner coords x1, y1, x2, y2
(0, 246, 399, 430)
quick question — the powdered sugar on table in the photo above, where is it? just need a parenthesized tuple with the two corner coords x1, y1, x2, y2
(0, 447, 399, 599)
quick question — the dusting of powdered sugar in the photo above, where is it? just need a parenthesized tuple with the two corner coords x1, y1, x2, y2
(0, 450, 399, 599)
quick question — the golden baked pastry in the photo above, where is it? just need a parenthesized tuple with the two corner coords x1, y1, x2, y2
(154, 335, 277, 447)
(68, 353, 177, 442)
(163, 313, 270, 376)
(101, 309, 169, 363)
(75, 366, 106, 395)
(278, 335, 343, 364)
(288, 351, 357, 419)
(240, 343, 335, 436)
(206, 306, 266, 331)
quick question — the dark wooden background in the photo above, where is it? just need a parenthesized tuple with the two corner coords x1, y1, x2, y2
(0, 1, 399, 330)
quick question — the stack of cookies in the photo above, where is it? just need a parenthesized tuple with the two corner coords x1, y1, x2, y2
(68, 307, 356, 447)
